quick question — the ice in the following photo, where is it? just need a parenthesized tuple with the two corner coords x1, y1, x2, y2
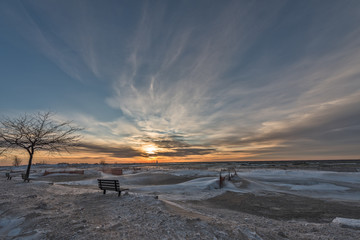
(0, 217, 24, 237)
(332, 217, 360, 229)
(273, 183, 349, 191)
(1, 163, 360, 239)
(236, 169, 360, 201)
(242, 228, 264, 240)
(56, 178, 97, 186)
(132, 177, 223, 200)
(168, 169, 218, 177)
(237, 169, 360, 185)
(52, 167, 360, 202)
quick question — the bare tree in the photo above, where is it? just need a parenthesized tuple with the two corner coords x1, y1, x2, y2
(12, 155, 22, 167)
(0, 112, 82, 178)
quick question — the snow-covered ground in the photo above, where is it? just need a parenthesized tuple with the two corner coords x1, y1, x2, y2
(52, 167, 360, 202)
(1, 163, 360, 239)
(234, 169, 360, 201)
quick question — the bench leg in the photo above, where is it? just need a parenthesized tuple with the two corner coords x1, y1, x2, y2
(118, 191, 121, 197)
(103, 190, 106, 194)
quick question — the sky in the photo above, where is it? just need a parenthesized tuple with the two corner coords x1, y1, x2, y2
(1, 0, 360, 165)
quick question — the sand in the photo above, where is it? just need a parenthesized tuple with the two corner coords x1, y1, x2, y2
(1, 163, 360, 239)
(0, 181, 248, 239)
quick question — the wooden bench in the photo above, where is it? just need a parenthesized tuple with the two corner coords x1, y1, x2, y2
(6, 173, 12, 180)
(97, 179, 129, 196)
(22, 173, 30, 182)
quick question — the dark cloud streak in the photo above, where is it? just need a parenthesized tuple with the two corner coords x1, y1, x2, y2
(77, 142, 142, 158)
(156, 148, 215, 157)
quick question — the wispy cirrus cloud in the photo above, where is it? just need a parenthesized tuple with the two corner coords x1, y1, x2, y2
(106, 1, 285, 138)
(1, 0, 360, 161)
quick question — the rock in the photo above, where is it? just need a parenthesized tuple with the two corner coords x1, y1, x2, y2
(26, 195, 37, 198)
(278, 231, 287, 238)
(36, 202, 48, 210)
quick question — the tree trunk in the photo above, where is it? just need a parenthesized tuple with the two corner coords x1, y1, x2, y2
(25, 150, 33, 179)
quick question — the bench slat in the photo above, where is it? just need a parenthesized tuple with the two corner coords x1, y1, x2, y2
(97, 179, 128, 197)
(101, 187, 117, 190)
(98, 184, 119, 187)
(98, 186, 118, 188)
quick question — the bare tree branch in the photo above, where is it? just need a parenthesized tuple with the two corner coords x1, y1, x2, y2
(0, 111, 83, 178)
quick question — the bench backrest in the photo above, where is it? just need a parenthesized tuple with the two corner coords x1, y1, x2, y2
(97, 179, 120, 191)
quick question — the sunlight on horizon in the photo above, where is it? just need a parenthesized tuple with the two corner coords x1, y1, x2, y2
(143, 145, 158, 155)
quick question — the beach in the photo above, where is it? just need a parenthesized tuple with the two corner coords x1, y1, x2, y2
(1, 161, 360, 239)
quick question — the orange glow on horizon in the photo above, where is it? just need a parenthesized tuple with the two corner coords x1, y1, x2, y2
(1, 143, 358, 166)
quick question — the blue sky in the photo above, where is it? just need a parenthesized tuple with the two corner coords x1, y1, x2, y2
(1, 0, 360, 163)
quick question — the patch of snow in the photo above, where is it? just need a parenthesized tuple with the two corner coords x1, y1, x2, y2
(332, 217, 360, 229)
(168, 169, 218, 177)
(235, 169, 360, 201)
(0, 217, 24, 237)
(54, 168, 360, 202)
(132, 177, 226, 200)
(43, 173, 80, 176)
(242, 228, 264, 240)
(237, 169, 360, 185)
(274, 183, 349, 191)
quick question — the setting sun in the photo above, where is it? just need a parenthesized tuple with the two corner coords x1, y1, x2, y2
(143, 145, 158, 155)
